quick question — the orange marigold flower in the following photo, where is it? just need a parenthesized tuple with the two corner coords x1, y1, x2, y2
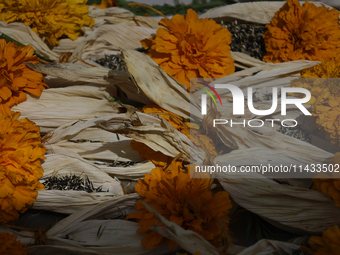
(0, 39, 48, 116)
(0, 232, 27, 255)
(126, 161, 232, 250)
(313, 153, 340, 207)
(0, 111, 46, 223)
(91, 0, 116, 9)
(141, 9, 235, 91)
(0, 0, 94, 46)
(306, 225, 340, 255)
(263, 0, 340, 63)
(289, 61, 340, 145)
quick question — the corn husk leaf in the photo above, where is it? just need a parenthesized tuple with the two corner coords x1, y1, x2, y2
(2, 194, 171, 255)
(101, 112, 205, 163)
(11, 85, 120, 133)
(216, 170, 340, 234)
(122, 49, 201, 119)
(26, 62, 152, 105)
(229, 240, 299, 255)
(0, 21, 59, 61)
(71, 24, 156, 62)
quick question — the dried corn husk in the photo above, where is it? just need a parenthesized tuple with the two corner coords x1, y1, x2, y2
(229, 240, 300, 255)
(87, 6, 160, 29)
(216, 169, 340, 234)
(101, 112, 205, 163)
(0, 21, 59, 61)
(34, 150, 124, 214)
(11, 85, 119, 133)
(26, 62, 152, 104)
(122, 49, 201, 119)
(71, 24, 156, 62)
(2, 194, 171, 255)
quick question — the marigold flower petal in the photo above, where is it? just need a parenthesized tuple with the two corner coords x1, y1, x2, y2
(0, 0, 94, 46)
(0, 111, 45, 223)
(0, 232, 27, 255)
(0, 39, 48, 116)
(263, 0, 340, 63)
(127, 161, 232, 250)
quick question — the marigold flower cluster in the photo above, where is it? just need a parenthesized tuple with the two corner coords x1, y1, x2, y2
(130, 104, 217, 168)
(306, 225, 340, 255)
(263, 0, 340, 63)
(126, 161, 232, 250)
(141, 9, 235, 91)
(0, 0, 94, 46)
(0, 232, 27, 255)
(0, 112, 46, 223)
(0, 39, 48, 116)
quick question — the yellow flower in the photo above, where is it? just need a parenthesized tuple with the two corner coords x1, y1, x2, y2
(126, 161, 232, 250)
(0, 232, 27, 255)
(0, 39, 48, 116)
(0, 111, 46, 223)
(141, 9, 235, 91)
(306, 225, 340, 255)
(263, 0, 340, 63)
(0, 0, 94, 46)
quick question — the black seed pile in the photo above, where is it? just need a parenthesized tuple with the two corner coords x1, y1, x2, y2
(278, 125, 311, 143)
(43, 174, 105, 193)
(96, 54, 126, 72)
(94, 161, 137, 167)
(222, 20, 267, 60)
(95, 48, 148, 71)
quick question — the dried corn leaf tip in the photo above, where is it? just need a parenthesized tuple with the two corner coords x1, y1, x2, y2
(141, 9, 235, 92)
(130, 104, 217, 168)
(126, 161, 232, 250)
(313, 153, 340, 207)
(0, 0, 94, 46)
(0, 112, 46, 223)
(0, 232, 27, 255)
(305, 225, 340, 255)
(263, 0, 340, 63)
(0, 39, 48, 116)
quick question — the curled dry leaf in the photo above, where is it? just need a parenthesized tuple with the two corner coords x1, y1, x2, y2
(0, 21, 59, 61)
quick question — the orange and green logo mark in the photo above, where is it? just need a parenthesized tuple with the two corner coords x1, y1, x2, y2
(197, 81, 222, 106)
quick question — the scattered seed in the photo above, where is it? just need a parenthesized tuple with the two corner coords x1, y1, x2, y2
(221, 20, 267, 60)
